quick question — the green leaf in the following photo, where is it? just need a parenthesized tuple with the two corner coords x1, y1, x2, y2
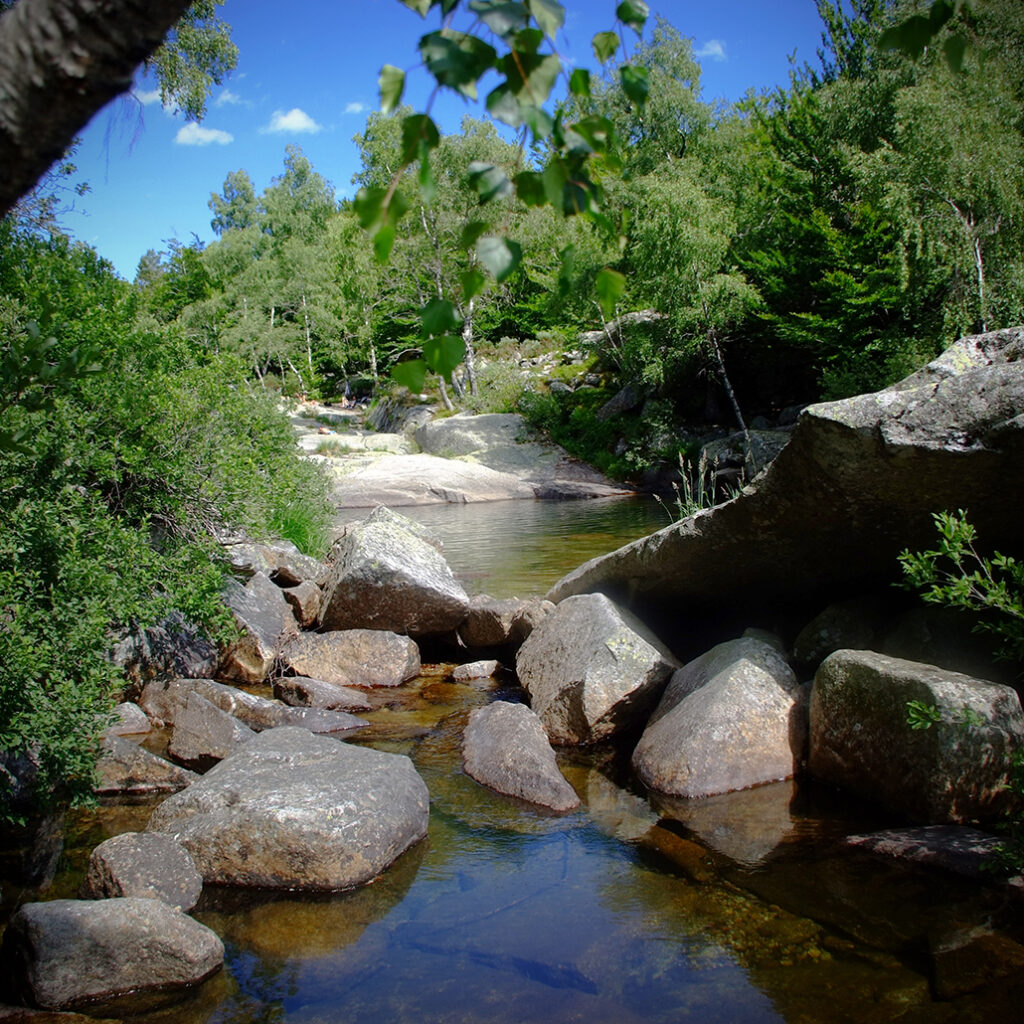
(878, 15, 935, 60)
(528, 0, 565, 40)
(460, 219, 490, 249)
(568, 68, 591, 97)
(421, 298, 459, 336)
(401, 113, 440, 164)
(392, 358, 428, 392)
(498, 49, 562, 105)
(592, 30, 619, 63)
(400, 0, 433, 14)
(944, 33, 967, 72)
(616, 0, 649, 33)
(378, 65, 405, 114)
(423, 334, 467, 378)
(461, 267, 487, 300)
(523, 105, 554, 140)
(467, 160, 514, 203)
(572, 114, 614, 153)
(542, 159, 568, 208)
(511, 26, 545, 54)
(353, 186, 387, 230)
(468, 0, 529, 39)
(373, 223, 396, 262)
(476, 235, 523, 282)
(419, 145, 436, 204)
(514, 170, 547, 206)
(419, 29, 498, 100)
(620, 64, 649, 106)
(486, 83, 523, 126)
(929, 0, 955, 30)
(595, 267, 626, 318)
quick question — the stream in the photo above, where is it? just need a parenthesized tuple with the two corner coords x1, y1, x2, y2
(2, 496, 1021, 1022)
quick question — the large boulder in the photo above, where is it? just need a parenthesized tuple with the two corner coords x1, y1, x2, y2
(632, 636, 801, 799)
(809, 649, 1024, 823)
(94, 735, 197, 796)
(139, 678, 368, 736)
(166, 692, 256, 772)
(318, 508, 470, 637)
(515, 593, 679, 745)
(457, 594, 555, 649)
(462, 701, 579, 812)
(280, 629, 420, 687)
(1, 897, 223, 1012)
(548, 329, 1024, 653)
(80, 833, 203, 912)
(218, 571, 297, 684)
(147, 727, 429, 890)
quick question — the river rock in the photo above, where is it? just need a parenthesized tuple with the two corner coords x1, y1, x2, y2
(166, 692, 255, 772)
(139, 678, 368, 736)
(221, 537, 323, 586)
(462, 701, 579, 812)
(844, 825, 1013, 880)
(792, 597, 889, 672)
(109, 612, 217, 701)
(548, 328, 1024, 652)
(280, 629, 420, 687)
(809, 649, 1024, 823)
(273, 676, 373, 712)
(929, 926, 1024, 1000)
(1, 898, 223, 1012)
(280, 580, 322, 627)
(147, 727, 429, 890)
(218, 571, 297, 684)
(104, 701, 151, 737)
(94, 735, 197, 796)
(515, 593, 679, 745)
(318, 508, 470, 637)
(458, 594, 554, 648)
(80, 833, 203, 912)
(453, 659, 499, 680)
(632, 636, 802, 799)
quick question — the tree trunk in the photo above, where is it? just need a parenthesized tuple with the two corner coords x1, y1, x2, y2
(302, 293, 314, 381)
(0, 0, 194, 217)
(437, 375, 455, 412)
(462, 297, 479, 396)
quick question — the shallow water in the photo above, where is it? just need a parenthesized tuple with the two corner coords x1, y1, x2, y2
(3, 503, 1023, 1021)
(333, 495, 670, 598)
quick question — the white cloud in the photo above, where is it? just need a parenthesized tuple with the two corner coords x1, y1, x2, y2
(134, 88, 162, 106)
(345, 101, 367, 115)
(696, 39, 727, 62)
(215, 89, 243, 107)
(175, 123, 234, 146)
(262, 108, 323, 134)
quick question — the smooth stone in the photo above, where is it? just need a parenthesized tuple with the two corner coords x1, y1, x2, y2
(280, 629, 420, 687)
(94, 735, 197, 796)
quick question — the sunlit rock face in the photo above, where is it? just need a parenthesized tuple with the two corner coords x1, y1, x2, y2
(147, 726, 429, 891)
(516, 592, 679, 745)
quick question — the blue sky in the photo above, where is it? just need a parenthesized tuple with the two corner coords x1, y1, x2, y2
(63, 0, 829, 280)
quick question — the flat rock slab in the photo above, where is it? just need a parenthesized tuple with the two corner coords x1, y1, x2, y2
(318, 507, 470, 637)
(632, 636, 801, 799)
(1, 898, 223, 1013)
(147, 726, 430, 891)
(281, 629, 420, 687)
(139, 678, 368, 736)
(515, 593, 679, 745)
(329, 453, 535, 507)
(94, 735, 197, 796)
(273, 676, 374, 712)
(463, 702, 579, 812)
(80, 833, 203, 912)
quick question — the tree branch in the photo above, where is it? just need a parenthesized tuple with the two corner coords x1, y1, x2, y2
(0, 0, 193, 218)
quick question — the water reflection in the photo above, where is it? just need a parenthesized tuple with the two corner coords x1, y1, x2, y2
(333, 496, 667, 598)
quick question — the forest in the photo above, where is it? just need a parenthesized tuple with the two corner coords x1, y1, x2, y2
(1, 0, 1022, 815)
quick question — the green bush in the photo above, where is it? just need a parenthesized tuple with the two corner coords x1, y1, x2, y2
(0, 226, 333, 819)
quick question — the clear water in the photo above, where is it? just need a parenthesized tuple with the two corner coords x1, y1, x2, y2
(3, 502, 1022, 1022)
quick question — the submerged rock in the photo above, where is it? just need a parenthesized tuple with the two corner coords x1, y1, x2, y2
(318, 507, 470, 637)
(80, 833, 203, 912)
(147, 727, 429, 891)
(1, 897, 223, 1013)
(462, 701, 579, 812)
(632, 636, 801, 799)
(273, 675, 373, 712)
(809, 649, 1024, 823)
(515, 593, 678, 745)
